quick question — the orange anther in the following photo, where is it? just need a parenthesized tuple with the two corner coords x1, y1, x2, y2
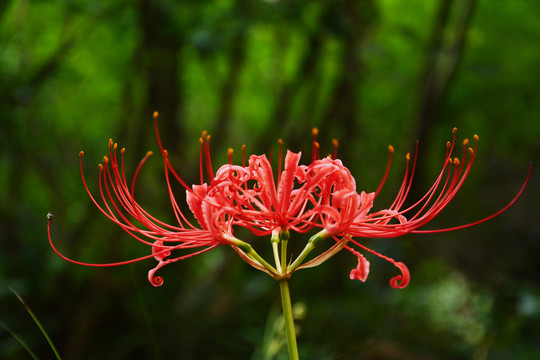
(228, 147, 234, 164)
(388, 145, 394, 153)
(121, 148, 126, 154)
(406, 153, 410, 161)
(462, 138, 469, 147)
(473, 134, 479, 141)
(153, 111, 159, 119)
(146, 151, 153, 157)
(79, 151, 84, 157)
(312, 127, 318, 137)
(453, 157, 460, 166)
(103, 156, 109, 163)
(98, 164, 103, 171)
(452, 127, 458, 133)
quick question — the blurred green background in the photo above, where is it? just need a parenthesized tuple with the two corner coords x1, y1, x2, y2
(1, 0, 539, 359)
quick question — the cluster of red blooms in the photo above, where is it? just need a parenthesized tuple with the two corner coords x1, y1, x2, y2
(48, 112, 529, 288)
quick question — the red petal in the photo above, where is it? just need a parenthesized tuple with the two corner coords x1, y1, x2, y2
(349, 250, 370, 282)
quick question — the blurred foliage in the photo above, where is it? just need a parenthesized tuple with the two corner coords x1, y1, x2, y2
(1, 0, 539, 359)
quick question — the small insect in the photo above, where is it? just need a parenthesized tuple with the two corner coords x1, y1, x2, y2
(47, 212, 53, 221)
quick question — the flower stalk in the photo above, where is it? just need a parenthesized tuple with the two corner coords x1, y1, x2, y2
(288, 230, 329, 273)
(271, 230, 282, 274)
(279, 229, 290, 274)
(279, 279, 299, 360)
(222, 234, 278, 275)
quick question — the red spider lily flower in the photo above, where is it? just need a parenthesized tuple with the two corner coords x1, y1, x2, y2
(287, 130, 529, 288)
(48, 112, 530, 289)
(197, 151, 361, 236)
(189, 127, 529, 288)
(48, 113, 279, 286)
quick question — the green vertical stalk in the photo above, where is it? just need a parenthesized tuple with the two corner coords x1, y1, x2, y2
(10, 288, 61, 360)
(279, 279, 299, 360)
(271, 231, 282, 273)
(279, 229, 290, 274)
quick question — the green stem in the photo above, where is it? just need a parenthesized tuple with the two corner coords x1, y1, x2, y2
(271, 231, 282, 273)
(10, 288, 62, 360)
(280, 230, 290, 273)
(224, 235, 278, 274)
(279, 279, 299, 360)
(288, 229, 329, 273)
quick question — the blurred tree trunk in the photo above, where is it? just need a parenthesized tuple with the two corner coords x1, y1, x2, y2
(212, 0, 249, 149)
(64, 1, 184, 357)
(320, 0, 376, 163)
(411, 0, 476, 196)
(259, 0, 377, 156)
(122, 0, 183, 159)
(0, 1, 74, 266)
(213, 29, 247, 143)
(271, 29, 322, 135)
(256, 11, 325, 154)
(0, 0, 12, 20)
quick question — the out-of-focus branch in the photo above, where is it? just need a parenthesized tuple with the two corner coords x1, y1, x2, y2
(412, 0, 477, 198)
(212, 0, 250, 149)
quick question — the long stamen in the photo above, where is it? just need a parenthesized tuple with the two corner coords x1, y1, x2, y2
(131, 150, 153, 197)
(228, 147, 234, 165)
(332, 139, 339, 160)
(399, 142, 419, 208)
(153, 112, 191, 191)
(277, 139, 283, 185)
(388, 152, 411, 210)
(153, 111, 166, 158)
(415, 161, 531, 233)
(48, 216, 215, 267)
(204, 133, 215, 181)
(311, 127, 319, 163)
(97, 158, 165, 244)
(81, 143, 188, 238)
(199, 137, 204, 184)
(389, 130, 452, 216)
(375, 145, 394, 197)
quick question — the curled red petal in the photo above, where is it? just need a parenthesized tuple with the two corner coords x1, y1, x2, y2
(152, 240, 171, 261)
(150, 276, 164, 287)
(389, 261, 410, 289)
(148, 261, 169, 287)
(148, 268, 164, 287)
(349, 250, 370, 282)
(344, 235, 410, 289)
